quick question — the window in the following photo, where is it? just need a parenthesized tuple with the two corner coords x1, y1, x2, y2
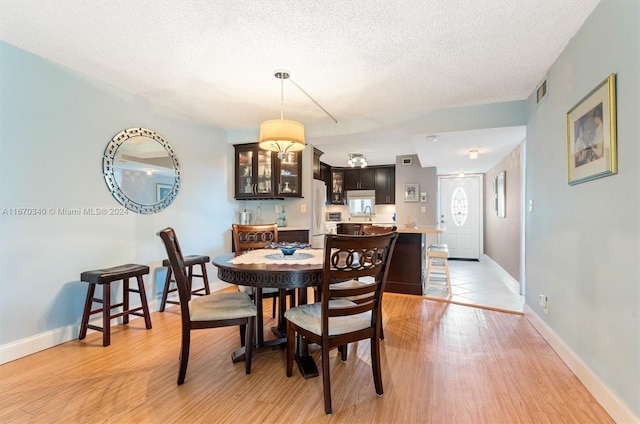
(451, 187, 468, 227)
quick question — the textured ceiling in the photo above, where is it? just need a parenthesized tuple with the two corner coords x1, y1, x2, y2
(0, 0, 600, 172)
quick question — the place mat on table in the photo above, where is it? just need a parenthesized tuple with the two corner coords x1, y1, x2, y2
(228, 248, 324, 265)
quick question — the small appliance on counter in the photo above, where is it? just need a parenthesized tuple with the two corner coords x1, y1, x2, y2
(239, 209, 252, 225)
(326, 212, 342, 221)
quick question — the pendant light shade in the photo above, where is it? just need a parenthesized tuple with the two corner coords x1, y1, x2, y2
(258, 70, 306, 160)
(258, 119, 306, 157)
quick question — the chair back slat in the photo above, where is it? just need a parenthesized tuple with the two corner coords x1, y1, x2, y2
(321, 233, 398, 337)
(361, 224, 397, 235)
(233, 224, 278, 251)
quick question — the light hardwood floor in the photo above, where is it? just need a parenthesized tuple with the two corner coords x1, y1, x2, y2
(0, 291, 612, 423)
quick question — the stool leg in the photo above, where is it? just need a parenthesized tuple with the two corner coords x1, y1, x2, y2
(137, 275, 153, 329)
(444, 258, 452, 293)
(159, 267, 173, 312)
(79, 284, 96, 340)
(103, 283, 111, 347)
(200, 263, 210, 295)
(122, 278, 130, 325)
(425, 257, 433, 293)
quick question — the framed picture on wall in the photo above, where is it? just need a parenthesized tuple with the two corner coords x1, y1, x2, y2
(156, 183, 172, 202)
(496, 172, 506, 218)
(566, 73, 617, 185)
(404, 183, 419, 202)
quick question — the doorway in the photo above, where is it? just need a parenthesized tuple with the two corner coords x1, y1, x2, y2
(437, 174, 483, 260)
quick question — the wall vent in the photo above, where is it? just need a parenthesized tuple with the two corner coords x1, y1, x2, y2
(401, 157, 413, 165)
(536, 77, 548, 105)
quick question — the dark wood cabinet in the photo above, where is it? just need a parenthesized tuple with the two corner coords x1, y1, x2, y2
(330, 169, 345, 204)
(344, 168, 375, 190)
(385, 232, 424, 295)
(374, 166, 395, 204)
(234, 143, 302, 199)
(320, 161, 331, 203)
(313, 148, 323, 180)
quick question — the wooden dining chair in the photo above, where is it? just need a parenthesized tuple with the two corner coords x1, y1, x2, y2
(331, 224, 397, 340)
(157, 227, 257, 384)
(232, 224, 296, 338)
(285, 232, 399, 415)
(361, 224, 397, 235)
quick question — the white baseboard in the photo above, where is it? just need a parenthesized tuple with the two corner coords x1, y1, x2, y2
(0, 281, 230, 365)
(482, 254, 521, 294)
(524, 304, 638, 424)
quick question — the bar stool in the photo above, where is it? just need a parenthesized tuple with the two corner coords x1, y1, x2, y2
(425, 244, 452, 294)
(159, 254, 211, 312)
(79, 264, 152, 346)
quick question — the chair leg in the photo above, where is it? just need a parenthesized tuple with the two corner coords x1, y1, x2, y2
(177, 329, 191, 385)
(245, 317, 254, 374)
(371, 336, 383, 396)
(200, 263, 211, 295)
(239, 324, 246, 347)
(322, 343, 332, 415)
(159, 267, 173, 312)
(338, 344, 348, 361)
(286, 321, 295, 377)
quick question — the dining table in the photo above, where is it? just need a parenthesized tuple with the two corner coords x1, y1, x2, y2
(212, 248, 325, 379)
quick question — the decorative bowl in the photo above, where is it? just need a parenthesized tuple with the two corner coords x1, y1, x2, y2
(281, 246, 297, 255)
(265, 241, 311, 255)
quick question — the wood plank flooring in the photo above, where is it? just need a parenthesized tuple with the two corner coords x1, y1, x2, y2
(0, 292, 613, 423)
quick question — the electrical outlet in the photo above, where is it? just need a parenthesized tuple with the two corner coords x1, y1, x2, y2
(421, 206, 426, 213)
(300, 204, 307, 213)
(275, 205, 281, 213)
(539, 294, 548, 314)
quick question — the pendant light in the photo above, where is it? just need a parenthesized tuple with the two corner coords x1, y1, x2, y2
(259, 70, 306, 160)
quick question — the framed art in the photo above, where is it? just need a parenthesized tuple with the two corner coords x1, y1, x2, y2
(404, 183, 419, 202)
(496, 172, 505, 218)
(566, 73, 617, 185)
(156, 183, 172, 202)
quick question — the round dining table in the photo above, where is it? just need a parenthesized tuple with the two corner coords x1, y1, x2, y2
(212, 251, 324, 379)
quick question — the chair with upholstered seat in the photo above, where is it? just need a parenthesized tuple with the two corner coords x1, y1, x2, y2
(232, 224, 296, 342)
(157, 227, 256, 383)
(332, 224, 397, 340)
(285, 232, 399, 415)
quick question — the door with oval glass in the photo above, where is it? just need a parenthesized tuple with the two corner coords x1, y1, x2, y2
(437, 174, 483, 260)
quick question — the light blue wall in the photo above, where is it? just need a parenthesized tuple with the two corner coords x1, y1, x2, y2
(0, 41, 236, 356)
(525, 0, 639, 417)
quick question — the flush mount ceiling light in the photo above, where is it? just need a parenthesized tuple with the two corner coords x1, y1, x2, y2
(426, 135, 438, 142)
(347, 153, 367, 168)
(469, 149, 479, 160)
(259, 70, 337, 160)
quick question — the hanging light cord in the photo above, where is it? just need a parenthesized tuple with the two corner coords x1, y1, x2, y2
(289, 77, 338, 123)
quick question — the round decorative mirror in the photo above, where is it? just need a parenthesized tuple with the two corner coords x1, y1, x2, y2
(103, 128, 181, 214)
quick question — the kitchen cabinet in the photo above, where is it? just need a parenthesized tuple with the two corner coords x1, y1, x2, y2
(320, 161, 331, 203)
(374, 166, 395, 204)
(313, 148, 323, 180)
(330, 169, 345, 204)
(234, 143, 302, 199)
(344, 168, 375, 190)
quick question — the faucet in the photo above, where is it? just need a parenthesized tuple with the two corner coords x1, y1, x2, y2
(364, 205, 372, 222)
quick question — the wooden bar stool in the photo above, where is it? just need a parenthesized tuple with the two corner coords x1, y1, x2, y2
(78, 264, 152, 346)
(425, 244, 452, 294)
(159, 254, 211, 312)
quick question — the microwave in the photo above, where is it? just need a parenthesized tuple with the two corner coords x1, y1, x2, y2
(326, 212, 342, 221)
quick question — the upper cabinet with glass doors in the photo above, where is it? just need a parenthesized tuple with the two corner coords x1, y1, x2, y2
(234, 143, 302, 199)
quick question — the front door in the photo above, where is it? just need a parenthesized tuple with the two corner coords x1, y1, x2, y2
(438, 175, 483, 260)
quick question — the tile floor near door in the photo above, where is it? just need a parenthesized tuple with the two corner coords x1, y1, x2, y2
(424, 255, 524, 313)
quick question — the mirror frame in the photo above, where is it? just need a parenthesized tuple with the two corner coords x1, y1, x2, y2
(103, 127, 181, 214)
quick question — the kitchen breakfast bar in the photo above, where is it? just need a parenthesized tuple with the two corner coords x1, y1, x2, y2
(384, 226, 443, 295)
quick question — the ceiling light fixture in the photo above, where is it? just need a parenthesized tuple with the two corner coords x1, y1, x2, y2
(469, 149, 479, 160)
(258, 70, 306, 160)
(426, 135, 438, 142)
(347, 153, 367, 168)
